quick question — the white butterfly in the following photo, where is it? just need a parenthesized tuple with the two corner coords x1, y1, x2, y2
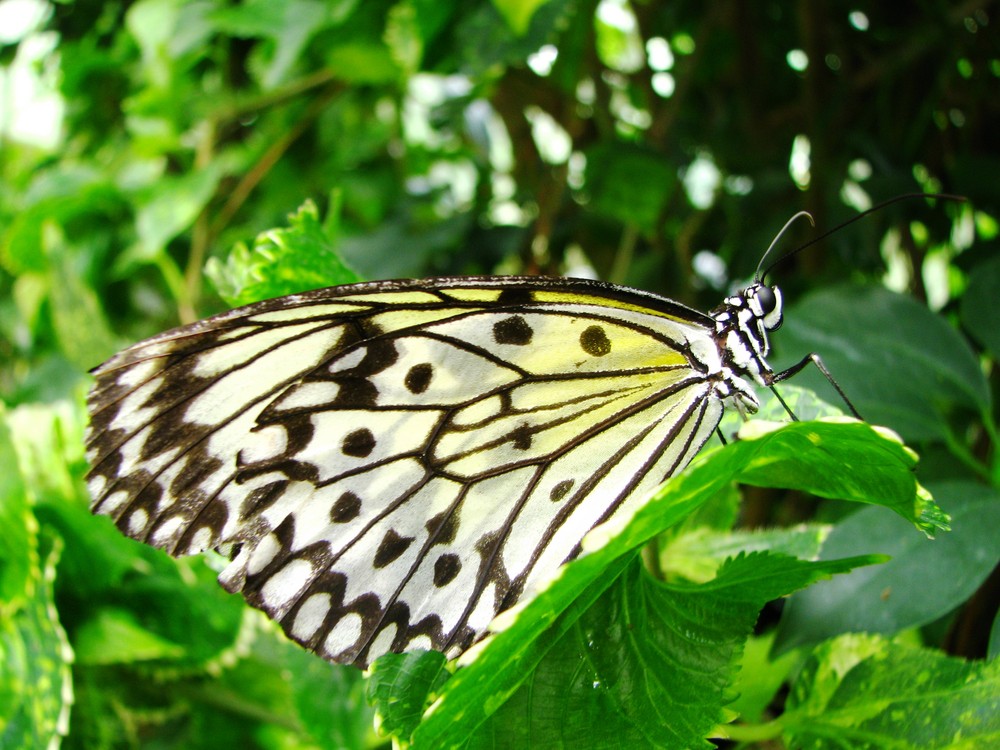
(86, 273, 821, 668)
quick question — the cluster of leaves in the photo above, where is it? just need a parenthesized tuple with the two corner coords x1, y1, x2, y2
(2, 1, 999, 749)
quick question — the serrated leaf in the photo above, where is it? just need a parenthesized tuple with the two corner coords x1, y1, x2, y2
(733, 421, 943, 535)
(774, 285, 990, 441)
(661, 524, 831, 583)
(782, 634, 1000, 749)
(206, 199, 360, 306)
(464, 552, 877, 750)
(368, 650, 449, 742)
(773, 480, 1000, 655)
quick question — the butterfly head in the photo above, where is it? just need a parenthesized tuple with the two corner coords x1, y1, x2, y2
(745, 282, 783, 333)
(711, 281, 784, 395)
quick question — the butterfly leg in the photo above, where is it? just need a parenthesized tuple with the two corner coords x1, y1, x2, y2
(768, 352, 863, 419)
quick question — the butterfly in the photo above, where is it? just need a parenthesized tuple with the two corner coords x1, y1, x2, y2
(85, 270, 840, 669)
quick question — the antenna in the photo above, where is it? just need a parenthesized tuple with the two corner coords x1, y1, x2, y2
(758, 192, 966, 282)
(754, 211, 815, 282)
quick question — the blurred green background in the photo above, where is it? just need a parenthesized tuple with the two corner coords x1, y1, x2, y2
(1, 1, 999, 748)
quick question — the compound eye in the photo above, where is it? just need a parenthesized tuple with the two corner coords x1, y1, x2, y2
(755, 285, 777, 315)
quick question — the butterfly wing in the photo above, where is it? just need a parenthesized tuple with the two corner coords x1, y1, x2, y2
(86, 277, 725, 667)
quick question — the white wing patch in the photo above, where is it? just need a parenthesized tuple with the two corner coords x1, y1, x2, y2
(86, 277, 738, 668)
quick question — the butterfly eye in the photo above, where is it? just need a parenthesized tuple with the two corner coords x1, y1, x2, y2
(755, 285, 777, 315)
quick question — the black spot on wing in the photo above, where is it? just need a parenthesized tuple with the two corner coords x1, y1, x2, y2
(550, 479, 574, 502)
(342, 428, 376, 457)
(580, 325, 611, 356)
(497, 288, 535, 305)
(493, 315, 533, 346)
(509, 423, 532, 450)
(330, 491, 362, 523)
(373, 529, 414, 568)
(404, 363, 434, 394)
(328, 339, 400, 409)
(426, 511, 459, 545)
(433, 553, 462, 587)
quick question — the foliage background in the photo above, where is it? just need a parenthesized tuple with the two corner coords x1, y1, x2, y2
(1, 0, 999, 748)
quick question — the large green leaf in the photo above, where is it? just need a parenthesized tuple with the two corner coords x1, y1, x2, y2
(773, 480, 1000, 655)
(460, 552, 877, 750)
(774, 285, 990, 442)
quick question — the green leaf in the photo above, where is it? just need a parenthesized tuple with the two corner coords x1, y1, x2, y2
(0, 537, 74, 750)
(385, 1, 424, 75)
(774, 285, 990, 441)
(491, 0, 551, 35)
(960, 254, 1000, 360)
(732, 421, 943, 535)
(409, 421, 933, 747)
(1, 168, 124, 276)
(325, 43, 402, 84)
(115, 555, 249, 667)
(130, 164, 222, 264)
(135, 166, 219, 254)
(205, 199, 361, 307)
(781, 634, 1000, 749)
(462, 552, 877, 750)
(660, 523, 831, 583)
(773, 480, 1000, 655)
(452, 0, 574, 75)
(367, 651, 450, 741)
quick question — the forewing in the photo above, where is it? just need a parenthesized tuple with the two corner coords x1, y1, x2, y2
(86, 279, 723, 667)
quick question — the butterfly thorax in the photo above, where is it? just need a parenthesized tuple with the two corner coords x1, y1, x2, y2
(707, 282, 784, 415)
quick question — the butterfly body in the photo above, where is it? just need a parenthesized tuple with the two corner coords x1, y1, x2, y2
(86, 275, 783, 667)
